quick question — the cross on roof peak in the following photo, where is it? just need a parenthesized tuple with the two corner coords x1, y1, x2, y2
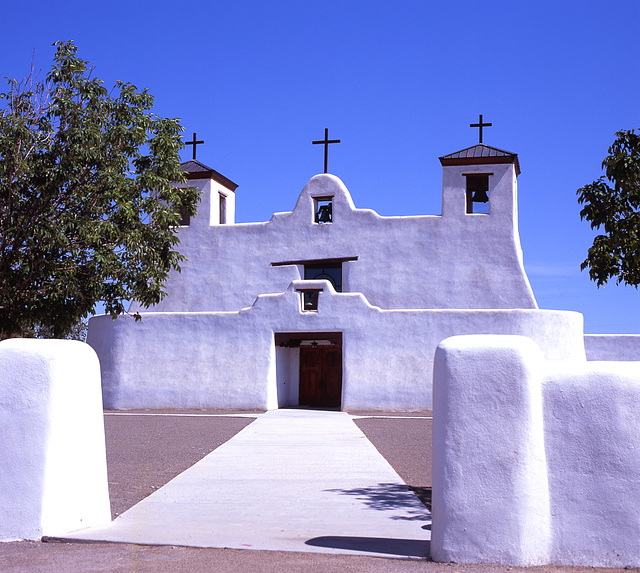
(312, 128, 341, 174)
(470, 114, 492, 144)
(185, 132, 204, 160)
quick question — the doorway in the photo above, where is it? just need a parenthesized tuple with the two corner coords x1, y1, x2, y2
(299, 344, 342, 409)
(274, 332, 343, 409)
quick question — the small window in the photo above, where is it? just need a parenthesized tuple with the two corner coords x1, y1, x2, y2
(219, 193, 227, 224)
(465, 175, 489, 214)
(300, 290, 321, 311)
(304, 263, 342, 292)
(314, 196, 333, 224)
(178, 206, 190, 226)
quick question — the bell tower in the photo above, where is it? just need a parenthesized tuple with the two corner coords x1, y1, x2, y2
(179, 159, 238, 226)
(438, 143, 521, 223)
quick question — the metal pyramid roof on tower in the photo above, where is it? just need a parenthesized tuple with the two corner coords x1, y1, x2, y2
(180, 159, 239, 190)
(439, 144, 520, 176)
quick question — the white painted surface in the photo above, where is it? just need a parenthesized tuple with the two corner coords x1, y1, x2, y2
(431, 334, 640, 567)
(130, 169, 536, 314)
(431, 335, 551, 566)
(92, 158, 594, 411)
(90, 283, 584, 411)
(0, 339, 111, 541)
(62, 409, 430, 559)
(584, 334, 640, 361)
(175, 176, 236, 227)
(275, 346, 300, 407)
(544, 360, 640, 566)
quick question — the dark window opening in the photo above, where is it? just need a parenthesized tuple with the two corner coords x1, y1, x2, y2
(314, 197, 333, 224)
(275, 332, 342, 347)
(465, 175, 489, 214)
(219, 193, 227, 224)
(178, 206, 190, 226)
(304, 263, 342, 292)
(299, 289, 321, 311)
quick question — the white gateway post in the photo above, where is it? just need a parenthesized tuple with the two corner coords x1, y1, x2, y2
(0, 339, 111, 541)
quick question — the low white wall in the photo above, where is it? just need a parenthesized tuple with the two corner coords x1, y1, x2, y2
(432, 334, 640, 567)
(0, 340, 111, 541)
(584, 334, 640, 361)
(431, 335, 551, 565)
(89, 282, 585, 411)
(545, 361, 640, 565)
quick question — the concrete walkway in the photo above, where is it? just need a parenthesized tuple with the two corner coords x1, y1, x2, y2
(60, 409, 430, 559)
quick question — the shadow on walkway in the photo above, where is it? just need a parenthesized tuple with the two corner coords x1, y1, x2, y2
(306, 535, 430, 558)
(325, 482, 431, 521)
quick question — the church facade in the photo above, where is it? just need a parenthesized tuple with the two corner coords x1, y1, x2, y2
(87, 144, 585, 411)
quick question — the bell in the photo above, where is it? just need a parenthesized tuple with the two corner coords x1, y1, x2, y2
(472, 189, 489, 203)
(316, 203, 332, 223)
(303, 291, 319, 310)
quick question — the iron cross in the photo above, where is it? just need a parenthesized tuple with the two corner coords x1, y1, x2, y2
(312, 128, 341, 173)
(470, 114, 492, 144)
(185, 132, 204, 160)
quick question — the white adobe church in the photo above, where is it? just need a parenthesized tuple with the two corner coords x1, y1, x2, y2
(87, 138, 590, 411)
(6, 135, 640, 567)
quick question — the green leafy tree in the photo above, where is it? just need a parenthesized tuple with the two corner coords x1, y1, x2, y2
(19, 318, 88, 342)
(0, 41, 199, 339)
(577, 129, 640, 287)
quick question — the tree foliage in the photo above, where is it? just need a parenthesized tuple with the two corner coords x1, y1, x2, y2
(577, 129, 640, 287)
(0, 41, 199, 339)
(19, 318, 88, 342)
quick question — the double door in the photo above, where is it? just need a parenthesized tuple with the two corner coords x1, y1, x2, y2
(299, 345, 342, 409)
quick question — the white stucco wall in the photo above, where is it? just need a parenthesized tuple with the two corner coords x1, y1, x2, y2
(91, 283, 583, 411)
(0, 340, 111, 541)
(275, 346, 300, 408)
(175, 176, 236, 227)
(431, 335, 551, 565)
(584, 334, 640, 361)
(130, 169, 536, 314)
(544, 361, 640, 566)
(431, 334, 640, 567)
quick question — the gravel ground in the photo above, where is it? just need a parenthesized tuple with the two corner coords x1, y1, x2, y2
(0, 410, 630, 573)
(103, 413, 256, 518)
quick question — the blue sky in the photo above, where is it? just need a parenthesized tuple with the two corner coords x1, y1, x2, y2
(2, 1, 639, 332)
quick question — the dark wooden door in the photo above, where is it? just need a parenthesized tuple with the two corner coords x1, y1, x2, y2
(299, 346, 342, 408)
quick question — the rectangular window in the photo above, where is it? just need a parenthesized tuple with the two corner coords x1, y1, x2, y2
(300, 290, 321, 311)
(304, 263, 342, 292)
(178, 206, 190, 226)
(219, 193, 227, 224)
(465, 175, 489, 214)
